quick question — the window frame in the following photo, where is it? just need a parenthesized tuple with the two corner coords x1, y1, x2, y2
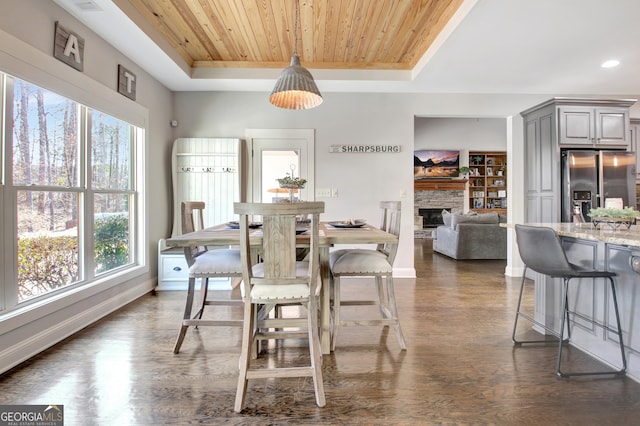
(0, 70, 147, 316)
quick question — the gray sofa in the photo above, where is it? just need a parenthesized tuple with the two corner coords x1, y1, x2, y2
(433, 211, 507, 260)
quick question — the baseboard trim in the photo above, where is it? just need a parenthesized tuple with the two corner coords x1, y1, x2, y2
(0, 279, 154, 375)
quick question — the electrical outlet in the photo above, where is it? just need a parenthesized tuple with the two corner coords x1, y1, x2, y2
(331, 188, 339, 197)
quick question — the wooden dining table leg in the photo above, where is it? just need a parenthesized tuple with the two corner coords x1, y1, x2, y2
(319, 246, 331, 354)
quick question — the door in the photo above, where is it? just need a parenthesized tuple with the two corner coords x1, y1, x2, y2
(245, 129, 315, 203)
(558, 107, 594, 145)
(596, 108, 629, 146)
(561, 150, 597, 222)
(600, 151, 636, 209)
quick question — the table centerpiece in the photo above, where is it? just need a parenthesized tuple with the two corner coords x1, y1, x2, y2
(587, 206, 640, 230)
(277, 174, 306, 203)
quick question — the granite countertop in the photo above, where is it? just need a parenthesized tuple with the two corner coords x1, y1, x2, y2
(509, 222, 640, 247)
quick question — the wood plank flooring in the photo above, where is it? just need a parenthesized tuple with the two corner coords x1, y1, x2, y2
(2, 239, 640, 424)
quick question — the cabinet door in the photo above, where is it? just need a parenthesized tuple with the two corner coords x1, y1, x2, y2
(558, 107, 594, 145)
(631, 123, 640, 180)
(595, 107, 629, 146)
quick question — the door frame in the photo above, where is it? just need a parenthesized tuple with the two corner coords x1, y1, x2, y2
(245, 129, 315, 203)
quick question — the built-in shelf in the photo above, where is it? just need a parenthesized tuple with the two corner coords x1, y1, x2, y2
(414, 179, 468, 191)
(468, 151, 507, 213)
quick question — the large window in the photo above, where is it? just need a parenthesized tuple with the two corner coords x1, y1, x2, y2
(2, 75, 140, 307)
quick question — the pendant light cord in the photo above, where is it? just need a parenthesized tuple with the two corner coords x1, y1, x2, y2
(293, 0, 300, 57)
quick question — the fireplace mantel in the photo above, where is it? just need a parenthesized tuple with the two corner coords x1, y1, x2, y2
(414, 179, 467, 191)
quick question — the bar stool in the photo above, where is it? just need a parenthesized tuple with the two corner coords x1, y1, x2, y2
(173, 201, 243, 354)
(233, 202, 326, 412)
(512, 224, 626, 377)
(329, 201, 406, 351)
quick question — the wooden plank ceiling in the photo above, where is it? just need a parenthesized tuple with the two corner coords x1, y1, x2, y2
(123, 0, 464, 71)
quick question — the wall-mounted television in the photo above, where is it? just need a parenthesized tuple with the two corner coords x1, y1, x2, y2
(414, 150, 460, 178)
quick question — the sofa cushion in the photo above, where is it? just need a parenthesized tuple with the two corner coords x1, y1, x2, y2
(451, 212, 499, 229)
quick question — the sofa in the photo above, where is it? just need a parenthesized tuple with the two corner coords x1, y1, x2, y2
(433, 211, 507, 260)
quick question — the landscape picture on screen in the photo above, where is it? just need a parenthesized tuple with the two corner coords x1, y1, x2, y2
(414, 150, 460, 178)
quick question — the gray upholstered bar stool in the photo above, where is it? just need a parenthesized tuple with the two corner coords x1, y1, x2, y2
(512, 224, 626, 377)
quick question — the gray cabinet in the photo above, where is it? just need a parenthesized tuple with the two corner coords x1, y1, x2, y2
(631, 119, 640, 181)
(521, 98, 636, 224)
(559, 106, 630, 147)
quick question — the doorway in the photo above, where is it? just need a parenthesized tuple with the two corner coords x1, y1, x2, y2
(245, 129, 315, 203)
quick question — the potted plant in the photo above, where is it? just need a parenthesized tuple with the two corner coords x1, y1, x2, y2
(458, 166, 470, 178)
(471, 155, 483, 165)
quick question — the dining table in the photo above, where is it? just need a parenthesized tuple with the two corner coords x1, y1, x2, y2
(165, 220, 399, 354)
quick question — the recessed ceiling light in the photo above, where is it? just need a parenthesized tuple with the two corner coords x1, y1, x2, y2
(601, 59, 620, 68)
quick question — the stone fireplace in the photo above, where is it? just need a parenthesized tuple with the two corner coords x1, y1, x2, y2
(414, 180, 465, 234)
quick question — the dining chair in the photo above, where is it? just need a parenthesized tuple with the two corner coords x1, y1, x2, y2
(173, 201, 243, 354)
(233, 201, 326, 413)
(329, 200, 407, 351)
(512, 224, 626, 377)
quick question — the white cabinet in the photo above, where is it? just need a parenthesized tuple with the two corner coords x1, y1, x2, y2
(171, 138, 242, 237)
(157, 138, 242, 290)
(157, 239, 189, 290)
(558, 106, 630, 147)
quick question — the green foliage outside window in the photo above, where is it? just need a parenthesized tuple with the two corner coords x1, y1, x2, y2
(17, 215, 129, 300)
(17, 236, 78, 300)
(94, 214, 130, 274)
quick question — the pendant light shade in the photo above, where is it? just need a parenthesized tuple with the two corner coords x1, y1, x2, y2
(269, 0, 322, 110)
(270, 55, 323, 110)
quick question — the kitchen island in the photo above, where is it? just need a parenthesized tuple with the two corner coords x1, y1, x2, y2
(521, 223, 640, 381)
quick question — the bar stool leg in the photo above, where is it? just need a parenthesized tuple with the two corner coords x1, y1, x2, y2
(608, 277, 627, 373)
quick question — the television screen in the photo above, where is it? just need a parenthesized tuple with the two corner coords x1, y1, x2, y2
(414, 150, 460, 178)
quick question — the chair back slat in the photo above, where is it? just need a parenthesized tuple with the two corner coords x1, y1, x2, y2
(181, 201, 207, 265)
(262, 215, 297, 279)
(377, 201, 401, 264)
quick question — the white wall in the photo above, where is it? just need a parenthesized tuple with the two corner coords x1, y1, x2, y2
(415, 117, 507, 156)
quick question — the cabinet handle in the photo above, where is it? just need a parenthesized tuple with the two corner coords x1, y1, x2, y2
(173, 266, 182, 271)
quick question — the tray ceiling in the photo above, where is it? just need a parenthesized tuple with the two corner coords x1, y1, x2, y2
(122, 0, 464, 71)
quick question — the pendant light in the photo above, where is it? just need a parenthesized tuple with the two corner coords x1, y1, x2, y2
(269, 0, 323, 110)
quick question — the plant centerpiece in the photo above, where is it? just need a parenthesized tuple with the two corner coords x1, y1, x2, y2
(277, 175, 307, 189)
(277, 172, 306, 202)
(587, 206, 640, 229)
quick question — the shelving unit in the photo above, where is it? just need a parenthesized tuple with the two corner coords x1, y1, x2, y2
(468, 151, 507, 213)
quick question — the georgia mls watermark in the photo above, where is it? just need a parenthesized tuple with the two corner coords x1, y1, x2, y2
(0, 405, 63, 426)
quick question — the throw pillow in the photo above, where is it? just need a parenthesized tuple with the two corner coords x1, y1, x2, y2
(442, 209, 452, 227)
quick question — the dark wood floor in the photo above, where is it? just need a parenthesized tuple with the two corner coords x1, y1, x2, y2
(2, 239, 640, 425)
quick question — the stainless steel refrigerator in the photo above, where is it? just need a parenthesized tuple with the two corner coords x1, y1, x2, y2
(561, 150, 636, 222)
